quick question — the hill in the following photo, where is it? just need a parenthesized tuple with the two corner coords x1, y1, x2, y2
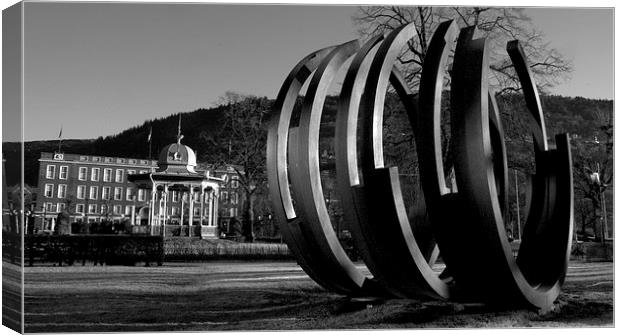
(1, 94, 613, 187)
(2, 105, 228, 186)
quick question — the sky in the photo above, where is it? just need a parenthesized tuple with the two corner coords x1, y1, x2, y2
(1, 1, 614, 142)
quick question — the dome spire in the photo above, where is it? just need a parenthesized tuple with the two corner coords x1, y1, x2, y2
(176, 114, 184, 145)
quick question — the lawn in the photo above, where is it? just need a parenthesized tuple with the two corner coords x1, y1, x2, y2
(21, 260, 613, 332)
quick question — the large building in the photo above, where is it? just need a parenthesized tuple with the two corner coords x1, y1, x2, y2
(34, 147, 242, 236)
(199, 163, 243, 233)
(35, 152, 158, 229)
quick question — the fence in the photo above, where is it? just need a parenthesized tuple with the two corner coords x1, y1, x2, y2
(164, 238, 292, 261)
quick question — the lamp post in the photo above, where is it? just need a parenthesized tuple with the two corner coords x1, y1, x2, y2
(514, 170, 521, 241)
(131, 195, 137, 227)
(257, 215, 262, 240)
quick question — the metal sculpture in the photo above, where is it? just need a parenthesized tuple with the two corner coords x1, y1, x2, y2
(339, 23, 451, 300)
(267, 19, 573, 311)
(266, 42, 385, 296)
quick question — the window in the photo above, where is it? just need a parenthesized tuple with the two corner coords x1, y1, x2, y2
(43, 184, 53, 198)
(102, 186, 111, 200)
(113, 205, 122, 214)
(126, 187, 136, 201)
(127, 170, 136, 183)
(91, 168, 100, 181)
(229, 208, 236, 217)
(76, 204, 85, 214)
(89, 186, 98, 200)
(114, 187, 123, 200)
(231, 177, 239, 188)
(77, 185, 86, 199)
(230, 192, 238, 205)
(59, 166, 68, 179)
(115, 169, 124, 183)
(194, 207, 200, 216)
(57, 203, 66, 213)
(221, 191, 228, 204)
(88, 204, 97, 214)
(100, 205, 108, 214)
(79, 156, 88, 161)
(46, 165, 56, 179)
(78, 167, 87, 181)
(139, 169, 148, 174)
(57, 184, 67, 198)
(92, 157, 100, 162)
(103, 168, 113, 182)
(129, 159, 136, 164)
(45, 202, 54, 212)
(138, 189, 146, 202)
(105, 157, 113, 163)
(125, 206, 132, 215)
(172, 191, 179, 202)
(172, 207, 180, 215)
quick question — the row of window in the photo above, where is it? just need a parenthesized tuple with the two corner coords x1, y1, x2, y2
(44, 184, 144, 201)
(45, 165, 147, 183)
(42, 202, 211, 217)
(76, 156, 151, 165)
(46, 163, 242, 185)
(43, 184, 239, 205)
(46, 165, 242, 190)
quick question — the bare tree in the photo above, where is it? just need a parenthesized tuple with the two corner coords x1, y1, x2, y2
(573, 108, 613, 241)
(354, 6, 572, 94)
(199, 91, 271, 242)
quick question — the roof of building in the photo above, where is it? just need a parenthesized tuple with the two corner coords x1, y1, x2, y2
(157, 137, 198, 175)
(39, 152, 157, 167)
(128, 135, 222, 187)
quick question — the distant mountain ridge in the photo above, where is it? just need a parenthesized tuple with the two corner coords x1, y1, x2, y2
(3, 104, 228, 186)
(2, 94, 613, 187)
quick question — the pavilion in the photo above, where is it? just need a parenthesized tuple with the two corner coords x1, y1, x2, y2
(128, 133, 221, 238)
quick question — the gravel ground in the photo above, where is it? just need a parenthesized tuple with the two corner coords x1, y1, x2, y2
(19, 260, 613, 332)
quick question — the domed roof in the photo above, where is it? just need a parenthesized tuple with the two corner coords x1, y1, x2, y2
(157, 137, 197, 174)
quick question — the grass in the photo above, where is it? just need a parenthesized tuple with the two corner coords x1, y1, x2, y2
(22, 260, 613, 332)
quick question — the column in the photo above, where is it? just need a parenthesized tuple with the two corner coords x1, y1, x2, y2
(208, 190, 214, 227)
(213, 190, 219, 228)
(180, 189, 185, 226)
(131, 202, 136, 226)
(149, 183, 156, 234)
(200, 188, 205, 226)
(188, 187, 194, 237)
(162, 185, 169, 238)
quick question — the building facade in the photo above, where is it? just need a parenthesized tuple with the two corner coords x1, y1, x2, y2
(205, 164, 243, 234)
(34, 151, 242, 235)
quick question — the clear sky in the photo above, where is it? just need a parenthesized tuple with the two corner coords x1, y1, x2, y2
(2, 1, 614, 141)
